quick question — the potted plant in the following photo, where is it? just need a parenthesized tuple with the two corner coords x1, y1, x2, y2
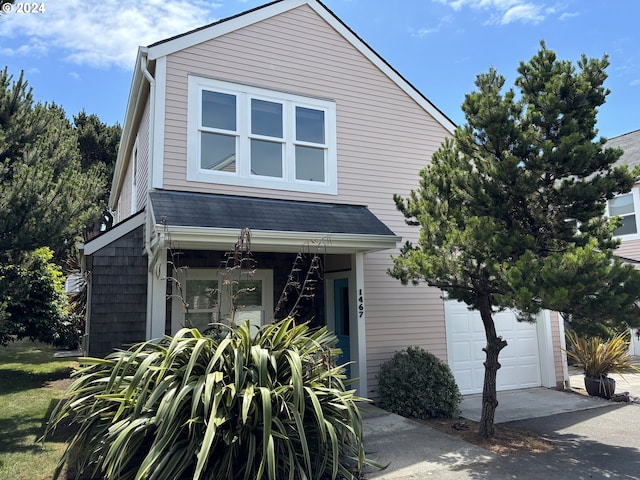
(564, 331, 639, 399)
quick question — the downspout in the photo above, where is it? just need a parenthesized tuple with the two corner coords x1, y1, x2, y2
(140, 50, 157, 265)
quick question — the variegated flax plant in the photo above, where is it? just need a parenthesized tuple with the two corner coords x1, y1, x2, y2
(44, 318, 373, 480)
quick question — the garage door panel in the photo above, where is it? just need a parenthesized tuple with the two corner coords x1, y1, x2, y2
(445, 300, 541, 395)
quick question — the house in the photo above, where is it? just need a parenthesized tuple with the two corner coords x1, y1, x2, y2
(79, 0, 567, 398)
(606, 129, 640, 355)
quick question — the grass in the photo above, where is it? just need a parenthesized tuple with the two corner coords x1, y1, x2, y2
(0, 339, 77, 480)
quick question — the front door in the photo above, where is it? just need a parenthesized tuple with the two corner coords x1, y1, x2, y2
(334, 278, 351, 377)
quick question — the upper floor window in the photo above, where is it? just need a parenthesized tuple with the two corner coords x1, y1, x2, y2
(608, 190, 639, 238)
(187, 76, 337, 194)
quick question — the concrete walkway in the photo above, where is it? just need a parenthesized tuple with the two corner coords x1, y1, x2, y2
(361, 365, 640, 479)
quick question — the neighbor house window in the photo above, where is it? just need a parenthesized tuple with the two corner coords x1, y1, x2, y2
(187, 76, 337, 194)
(608, 191, 639, 237)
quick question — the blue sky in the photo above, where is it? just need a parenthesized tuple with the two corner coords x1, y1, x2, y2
(1, 0, 638, 138)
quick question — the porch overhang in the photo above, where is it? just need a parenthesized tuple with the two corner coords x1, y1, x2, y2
(148, 190, 400, 254)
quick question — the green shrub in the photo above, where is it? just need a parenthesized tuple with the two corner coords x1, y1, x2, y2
(0, 247, 75, 347)
(378, 346, 461, 419)
(45, 318, 374, 480)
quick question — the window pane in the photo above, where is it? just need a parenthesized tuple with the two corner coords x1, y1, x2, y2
(236, 280, 262, 307)
(186, 279, 218, 310)
(201, 132, 236, 172)
(251, 139, 282, 177)
(296, 107, 325, 144)
(295, 146, 325, 182)
(202, 91, 236, 130)
(609, 194, 635, 216)
(614, 214, 637, 236)
(185, 312, 216, 331)
(252, 99, 283, 138)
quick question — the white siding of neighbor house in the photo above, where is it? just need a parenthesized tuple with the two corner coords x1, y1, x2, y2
(160, 4, 450, 399)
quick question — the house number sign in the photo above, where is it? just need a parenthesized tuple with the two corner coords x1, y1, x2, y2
(358, 289, 364, 318)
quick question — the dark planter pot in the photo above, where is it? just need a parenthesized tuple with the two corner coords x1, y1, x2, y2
(584, 376, 616, 399)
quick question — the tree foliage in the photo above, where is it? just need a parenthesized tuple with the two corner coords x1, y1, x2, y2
(0, 67, 106, 260)
(390, 43, 640, 438)
(0, 247, 75, 347)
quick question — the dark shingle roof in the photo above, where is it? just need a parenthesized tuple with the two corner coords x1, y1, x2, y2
(149, 190, 396, 237)
(608, 129, 640, 168)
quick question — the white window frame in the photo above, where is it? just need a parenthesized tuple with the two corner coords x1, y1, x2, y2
(187, 76, 337, 195)
(171, 268, 274, 334)
(607, 187, 640, 241)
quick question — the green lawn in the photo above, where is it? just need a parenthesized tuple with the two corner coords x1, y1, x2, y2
(0, 340, 77, 480)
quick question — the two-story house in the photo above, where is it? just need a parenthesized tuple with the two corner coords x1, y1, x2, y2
(606, 129, 640, 355)
(79, 0, 567, 399)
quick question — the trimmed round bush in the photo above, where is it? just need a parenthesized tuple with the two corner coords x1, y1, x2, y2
(378, 346, 461, 419)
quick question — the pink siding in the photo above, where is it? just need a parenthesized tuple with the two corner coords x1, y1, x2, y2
(160, 5, 451, 398)
(549, 311, 566, 389)
(136, 99, 151, 212)
(615, 239, 640, 262)
(117, 166, 133, 224)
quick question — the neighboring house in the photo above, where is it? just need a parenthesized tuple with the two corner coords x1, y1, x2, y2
(79, 0, 567, 398)
(606, 129, 640, 355)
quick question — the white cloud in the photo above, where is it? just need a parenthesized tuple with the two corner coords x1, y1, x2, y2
(434, 0, 549, 25)
(558, 11, 580, 21)
(412, 15, 453, 38)
(500, 4, 543, 24)
(0, 0, 222, 69)
(69, 72, 81, 81)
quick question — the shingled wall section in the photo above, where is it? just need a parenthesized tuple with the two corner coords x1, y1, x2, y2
(87, 225, 147, 357)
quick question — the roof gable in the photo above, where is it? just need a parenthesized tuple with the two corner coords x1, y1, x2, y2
(146, 0, 454, 133)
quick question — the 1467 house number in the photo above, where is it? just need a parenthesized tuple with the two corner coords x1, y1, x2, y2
(358, 289, 364, 318)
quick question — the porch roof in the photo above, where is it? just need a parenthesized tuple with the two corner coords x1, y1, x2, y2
(149, 190, 400, 253)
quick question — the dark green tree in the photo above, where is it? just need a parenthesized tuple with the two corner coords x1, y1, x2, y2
(0, 68, 106, 260)
(389, 43, 640, 438)
(73, 110, 121, 182)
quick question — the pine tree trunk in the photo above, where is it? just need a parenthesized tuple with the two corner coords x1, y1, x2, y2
(478, 295, 508, 439)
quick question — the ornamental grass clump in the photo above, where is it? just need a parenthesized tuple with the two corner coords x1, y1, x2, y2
(44, 318, 371, 480)
(564, 331, 639, 379)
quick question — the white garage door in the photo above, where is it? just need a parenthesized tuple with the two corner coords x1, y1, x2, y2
(445, 300, 542, 395)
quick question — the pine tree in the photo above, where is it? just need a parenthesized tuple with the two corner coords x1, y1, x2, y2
(0, 68, 106, 260)
(390, 43, 640, 438)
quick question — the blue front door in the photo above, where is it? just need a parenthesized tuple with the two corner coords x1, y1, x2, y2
(334, 278, 351, 377)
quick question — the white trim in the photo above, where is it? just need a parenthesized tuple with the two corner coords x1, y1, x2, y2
(158, 225, 399, 253)
(558, 313, 570, 389)
(146, 0, 455, 134)
(147, 1, 308, 60)
(110, 48, 148, 209)
(353, 252, 367, 396)
(152, 56, 166, 189)
(608, 187, 640, 241)
(148, 246, 167, 340)
(536, 310, 556, 389)
(187, 76, 337, 195)
(84, 213, 145, 255)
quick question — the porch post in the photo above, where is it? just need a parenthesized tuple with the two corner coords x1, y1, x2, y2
(147, 245, 167, 340)
(353, 252, 368, 396)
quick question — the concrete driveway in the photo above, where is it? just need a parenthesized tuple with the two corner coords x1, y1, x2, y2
(361, 363, 640, 479)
